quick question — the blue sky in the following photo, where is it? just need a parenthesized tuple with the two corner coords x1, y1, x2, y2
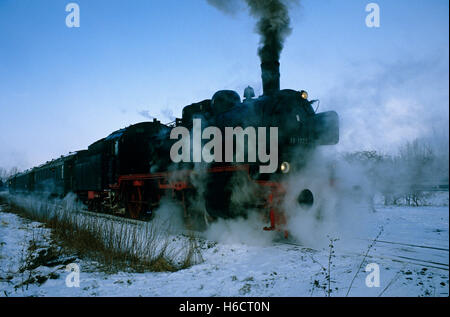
(0, 0, 448, 170)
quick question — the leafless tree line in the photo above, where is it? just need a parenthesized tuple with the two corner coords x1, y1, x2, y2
(0, 166, 20, 181)
(343, 138, 449, 206)
(0, 166, 20, 188)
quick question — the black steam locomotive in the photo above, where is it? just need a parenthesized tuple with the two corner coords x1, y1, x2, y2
(8, 61, 339, 231)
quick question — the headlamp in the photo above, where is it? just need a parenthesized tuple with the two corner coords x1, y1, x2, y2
(300, 90, 308, 100)
(280, 162, 290, 174)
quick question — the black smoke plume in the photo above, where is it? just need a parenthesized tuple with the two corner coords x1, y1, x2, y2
(207, 0, 298, 63)
(245, 0, 296, 63)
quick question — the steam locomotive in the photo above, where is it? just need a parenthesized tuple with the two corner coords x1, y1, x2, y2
(8, 61, 339, 231)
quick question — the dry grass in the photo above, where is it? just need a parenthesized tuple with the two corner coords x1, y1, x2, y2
(0, 193, 203, 273)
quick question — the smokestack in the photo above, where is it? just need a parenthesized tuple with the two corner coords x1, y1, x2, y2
(245, 0, 295, 95)
(261, 61, 280, 95)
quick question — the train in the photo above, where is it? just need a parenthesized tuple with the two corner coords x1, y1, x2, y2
(8, 60, 339, 232)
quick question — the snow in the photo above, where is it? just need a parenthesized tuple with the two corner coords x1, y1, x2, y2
(0, 197, 448, 297)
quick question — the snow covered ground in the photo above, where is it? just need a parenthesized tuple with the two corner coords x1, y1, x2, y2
(0, 195, 448, 297)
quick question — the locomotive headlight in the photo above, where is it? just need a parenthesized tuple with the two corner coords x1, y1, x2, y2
(280, 162, 290, 174)
(300, 90, 308, 100)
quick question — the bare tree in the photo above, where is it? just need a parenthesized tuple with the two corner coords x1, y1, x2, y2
(0, 166, 20, 182)
(8, 167, 20, 177)
(0, 167, 6, 181)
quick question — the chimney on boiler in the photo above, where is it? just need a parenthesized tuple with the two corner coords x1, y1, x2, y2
(261, 61, 280, 96)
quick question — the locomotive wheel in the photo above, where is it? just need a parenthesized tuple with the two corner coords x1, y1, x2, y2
(126, 186, 143, 219)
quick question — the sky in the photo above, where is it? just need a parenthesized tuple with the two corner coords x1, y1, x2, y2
(0, 0, 448, 171)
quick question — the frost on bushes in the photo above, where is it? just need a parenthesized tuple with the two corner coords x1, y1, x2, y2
(1, 192, 203, 272)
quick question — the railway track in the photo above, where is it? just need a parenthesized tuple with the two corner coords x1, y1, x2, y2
(358, 238, 449, 271)
(76, 208, 147, 226)
(277, 239, 449, 272)
(354, 252, 448, 272)
(370, 239, 449, 252)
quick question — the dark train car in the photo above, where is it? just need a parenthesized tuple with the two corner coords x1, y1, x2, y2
(62, 154, 76, 195)
(10, 170, 34, 193)
(73, 148, 103, 194)
(34, 154, 77, 197)
(7, 176, 15, 192)
(70, 120, 171, 213)
(116, 120, 171, 176)
(73, 120, 171, 197)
